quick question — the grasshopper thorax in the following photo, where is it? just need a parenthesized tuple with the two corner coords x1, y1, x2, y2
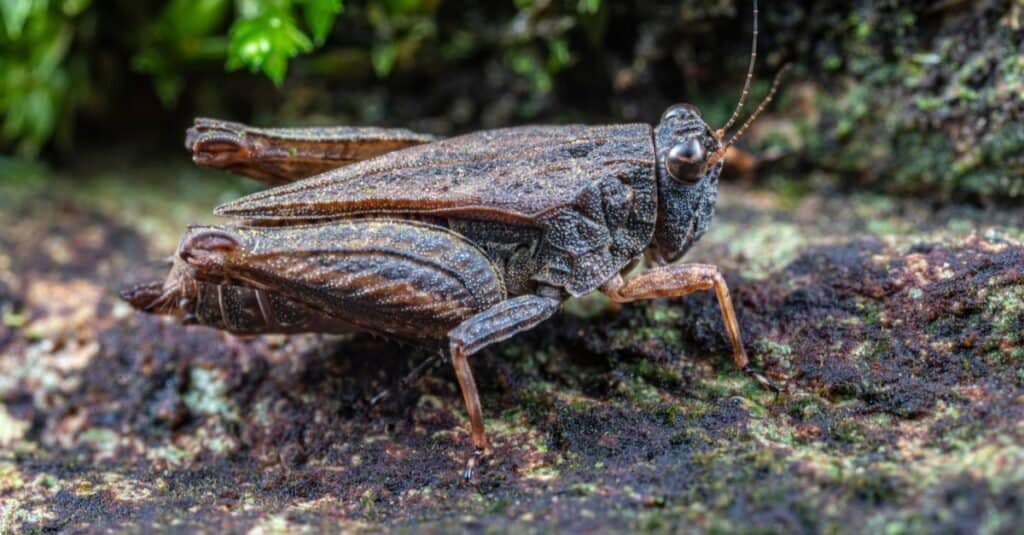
(650, 103, 723, 263)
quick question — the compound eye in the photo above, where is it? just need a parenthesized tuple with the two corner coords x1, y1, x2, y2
(665, 138, 707, 183)
(660, 103, 702, 122)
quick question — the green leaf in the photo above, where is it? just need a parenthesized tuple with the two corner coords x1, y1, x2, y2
(227, 11, 313, 86)
(302, 0, 341, 45)
(370, 41, 397, 77)
(131, 0, 229, 106)
(1, 0, 34, 39)
(153, 74, 184, 108)
(577, 0, 600, 15)
(547, 37, 570, 71)
(236, 0, 291, 19)
(34, 18, 72, 75)
(162, 0, 231, 38)
(381, 0, 422, 15)
(509, 50, 552, 94)
(61, 0, 90, 17)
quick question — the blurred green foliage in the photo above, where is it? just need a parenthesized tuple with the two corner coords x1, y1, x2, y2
(0, 0, 602, 157)
(1, 0, 90, 157)
(0, 0, 1020, 202)
(2, 0, 347, 155)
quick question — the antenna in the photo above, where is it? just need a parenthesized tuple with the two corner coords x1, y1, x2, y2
(723, 63, 790, 148)
(716, 0, 759, 139)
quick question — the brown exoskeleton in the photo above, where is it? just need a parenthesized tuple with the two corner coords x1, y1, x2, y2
(121, 258, 360, 336)
(122, 1, 786, 478)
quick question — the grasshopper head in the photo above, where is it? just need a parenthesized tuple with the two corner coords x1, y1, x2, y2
(650, 103, 723, 263)
(649, 0, 786, 263)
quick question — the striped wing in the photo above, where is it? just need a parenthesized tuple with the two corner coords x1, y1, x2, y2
(214, 123, 655, 225)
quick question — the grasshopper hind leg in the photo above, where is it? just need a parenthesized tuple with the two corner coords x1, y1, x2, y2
(186, 117, 438, 185)
(175, 220, 556, 479)
(448, 293, 561, 480)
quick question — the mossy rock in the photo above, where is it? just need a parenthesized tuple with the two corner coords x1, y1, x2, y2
(1, 169, 1020, 532)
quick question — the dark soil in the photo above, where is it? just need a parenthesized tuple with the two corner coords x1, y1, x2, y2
(1, 170, 1021, 532)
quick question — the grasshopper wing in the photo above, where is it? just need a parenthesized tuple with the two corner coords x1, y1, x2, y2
(214, 123, 655, 225)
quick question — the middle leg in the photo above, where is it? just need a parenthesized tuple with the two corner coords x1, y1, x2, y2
(448, 293, 561, 479)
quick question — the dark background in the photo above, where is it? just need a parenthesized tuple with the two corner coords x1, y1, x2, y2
(3, 0, 1021, 201)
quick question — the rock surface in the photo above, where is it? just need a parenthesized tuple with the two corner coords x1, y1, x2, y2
(0, 165, 1021, 532)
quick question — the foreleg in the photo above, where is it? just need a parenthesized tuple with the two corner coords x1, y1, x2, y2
(602, 263, 777, 391)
